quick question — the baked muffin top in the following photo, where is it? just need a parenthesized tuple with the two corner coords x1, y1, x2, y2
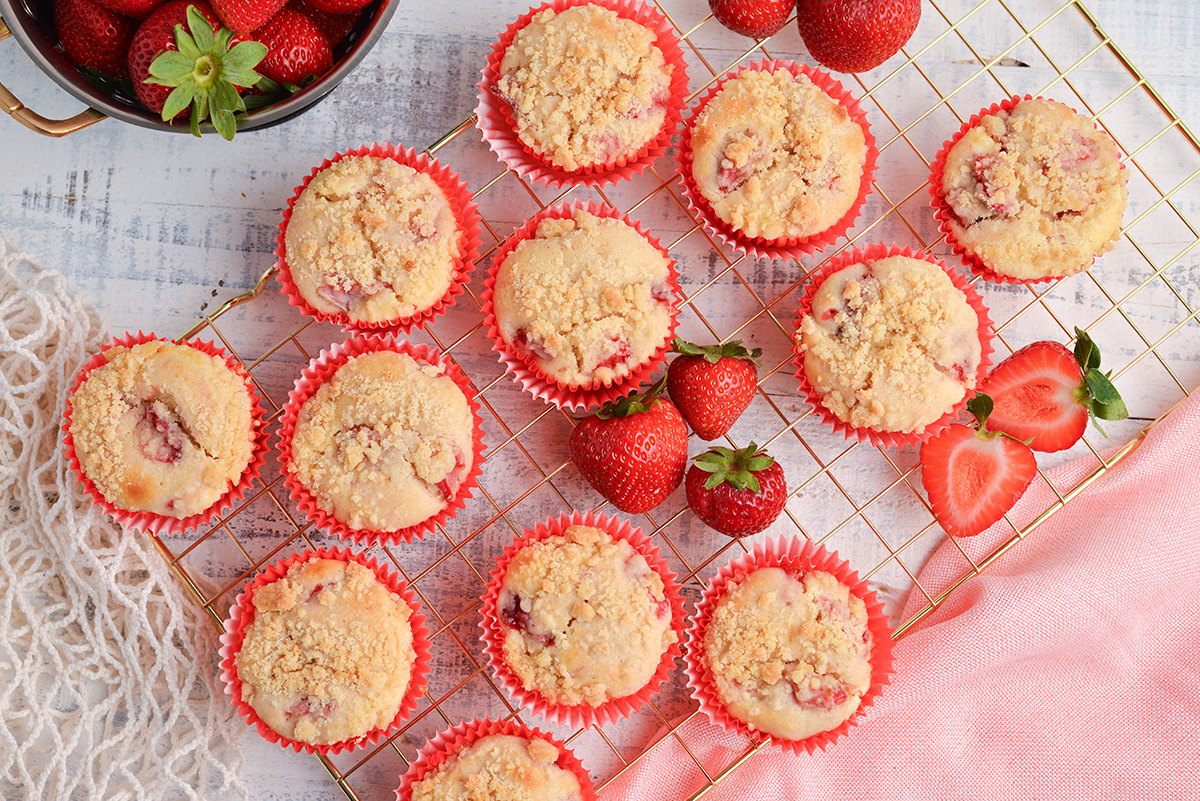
(235, 558, 416, 745)
(289, 350, 474, 532)
(497, 4, 673, 172)
(690, 68, 867, 242)
(285, 155, 461, 323)
(940, 97, 1127, 280)
(492, 209, 674, 388)
(497, 524, 676, 707)
(704, 567, 871, 741)
(69, 340, 254, 518)
(411, 733, 584, 801)
(797, 255, 982, 434)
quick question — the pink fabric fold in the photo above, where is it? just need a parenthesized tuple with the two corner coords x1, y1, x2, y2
(602, 391, 1200, 800)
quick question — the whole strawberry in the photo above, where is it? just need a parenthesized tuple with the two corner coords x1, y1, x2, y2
(568, 380, 689, 515)
(292, 0, 360, 48)
(255, 7, 333, 87)
(128, 2, 266, 139)
(709, 0, 793, 39)
(54, 0, 137, 78)
(920, 394, 1037, 538)
(979, 326, 1127, 453)
(796, 0, 921, 73)
(686, 443, 787, 537)
(666, 338, 760, 441)
(210, 0, 288, 34)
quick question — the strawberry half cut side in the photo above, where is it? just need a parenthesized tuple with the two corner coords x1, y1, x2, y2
(920, 394, 1037, 538)
(980, 326, 1128, 452)
(143, 5, 267, 139)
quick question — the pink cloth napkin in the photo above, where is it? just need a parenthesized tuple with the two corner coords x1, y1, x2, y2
(601, 391, 1200, 800)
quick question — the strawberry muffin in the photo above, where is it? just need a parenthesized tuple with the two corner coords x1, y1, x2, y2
(287, 349, 475, 532)
(496, 3, 674, 172)
(234, 557, 416, 745)
(491, 208, 675, 389)
(68, 339, 255, 519)
(495, 524, 677, 708)
(937, 97, 1127, 281)
(689, 66, 868, 243)
(410, 733, 585, 801)
(703, 567, 872, 741)
(284, 154, 461, 324)
(796, 254, 983, 437)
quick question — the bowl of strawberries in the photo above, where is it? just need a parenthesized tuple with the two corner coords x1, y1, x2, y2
(0, 0, 395, 138)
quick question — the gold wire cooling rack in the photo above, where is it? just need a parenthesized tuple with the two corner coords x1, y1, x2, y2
(148, 0, 1200, 797)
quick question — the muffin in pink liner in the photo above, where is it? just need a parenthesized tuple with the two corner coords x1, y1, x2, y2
(218, 546, 431, 755)
(480, 510, 684, 729)
(791, 243, 994, 449)
(275, 142, 482, 335)
(276, 335, 485, 545)
(480, 200, 680, 412)
(678, 59, 877, 263)
(476, 0, 689, 189)
(685, 536, 894, 755)
(62, 331, 268, 537)
(929, 94, 1128, 284)
(395, 717, 596, 801)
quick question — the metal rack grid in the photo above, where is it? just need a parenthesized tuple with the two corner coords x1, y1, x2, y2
(149, 0, 1199, 798)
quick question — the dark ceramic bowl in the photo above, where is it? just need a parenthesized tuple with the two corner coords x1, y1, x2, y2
(0, 0, 395, 135)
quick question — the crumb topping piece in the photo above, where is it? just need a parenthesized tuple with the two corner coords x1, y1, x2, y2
(498, 4, 673, 172)
(497, 524, 676, 707)
(289, 350, 474, 531)
(235, 558, 416, 745)
(704, 567, 871, 741)
(493, 209, 674, 388)
(691, 69, 867, 241)
(797, 255, 982, 434)
(69, 340, 254, 518)
(412, 733, 584, 801)
(286, 155, 461, 324)
(941, 97, 1127, 280)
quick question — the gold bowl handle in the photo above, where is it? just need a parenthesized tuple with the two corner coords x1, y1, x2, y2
(0, 18, 106, 137)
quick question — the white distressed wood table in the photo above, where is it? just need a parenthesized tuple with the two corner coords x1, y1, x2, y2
(3, 0, 1198, 799)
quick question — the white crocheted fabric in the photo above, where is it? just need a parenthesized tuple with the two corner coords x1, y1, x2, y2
(0, 242, 248, 801)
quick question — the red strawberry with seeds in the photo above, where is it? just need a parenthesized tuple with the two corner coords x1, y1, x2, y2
(55, 0, 137, 78)
(210, 0, 287, 34)
(292, 0, 360, 48)
(709, 0, 793, 39)
(666, 338, 760, 441)
(979, 327, 1128, 453)
(303, 0, 373, 17)
(254, 7, 333, 87)
(685, 443, 788, 538)
(568, 379, 689, 515)
(92, 0, 167, 20)
(920, 394, 1037, 538)
(128, 2, 267, 139)
(796, 0, 921, 74)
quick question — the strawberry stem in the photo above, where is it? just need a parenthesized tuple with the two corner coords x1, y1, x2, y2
(692, 442, 775, 492)
(1071, 326, 1129, 432)
(594, 374, 668, 420)
(671, 337, 762, 366)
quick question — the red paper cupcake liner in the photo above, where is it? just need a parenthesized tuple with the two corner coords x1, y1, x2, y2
(395, 717, 597, 801)
(678, 59, 878, 263)
(476, 0, 690, 189)
(480, 200, 681, 411)
(274, 142, 483, 335)
(479, 510, 685, 729)
(276, 335, 486, 545)
(61, 331, 268, 536)
(928, 94, 1129, 285)
(218, 546, 432, 755)
(791, 243, 995, 449)
(684, 536, 895, 756)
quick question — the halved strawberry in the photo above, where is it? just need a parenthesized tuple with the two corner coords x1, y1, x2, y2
(979, 326, 1128, 452)
(920, 395, 1037, 538)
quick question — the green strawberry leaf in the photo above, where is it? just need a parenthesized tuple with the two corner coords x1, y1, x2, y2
(211, 106, 237, 141)
(224, 41, 269, 76)
(692, 442, 774, 492)
(1073, 326, 1102, 372)
(147, 51, 197, 84)
(185, 6, 214, 52)
(670, 337, 762, 365)
(966, 392, 994, 428)
(161, 81, 197, 121)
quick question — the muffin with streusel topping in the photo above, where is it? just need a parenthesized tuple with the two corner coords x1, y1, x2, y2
(410, 733, 585, 801)
(934, 96, 1127, 282)
(490, 207, 677, 391)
